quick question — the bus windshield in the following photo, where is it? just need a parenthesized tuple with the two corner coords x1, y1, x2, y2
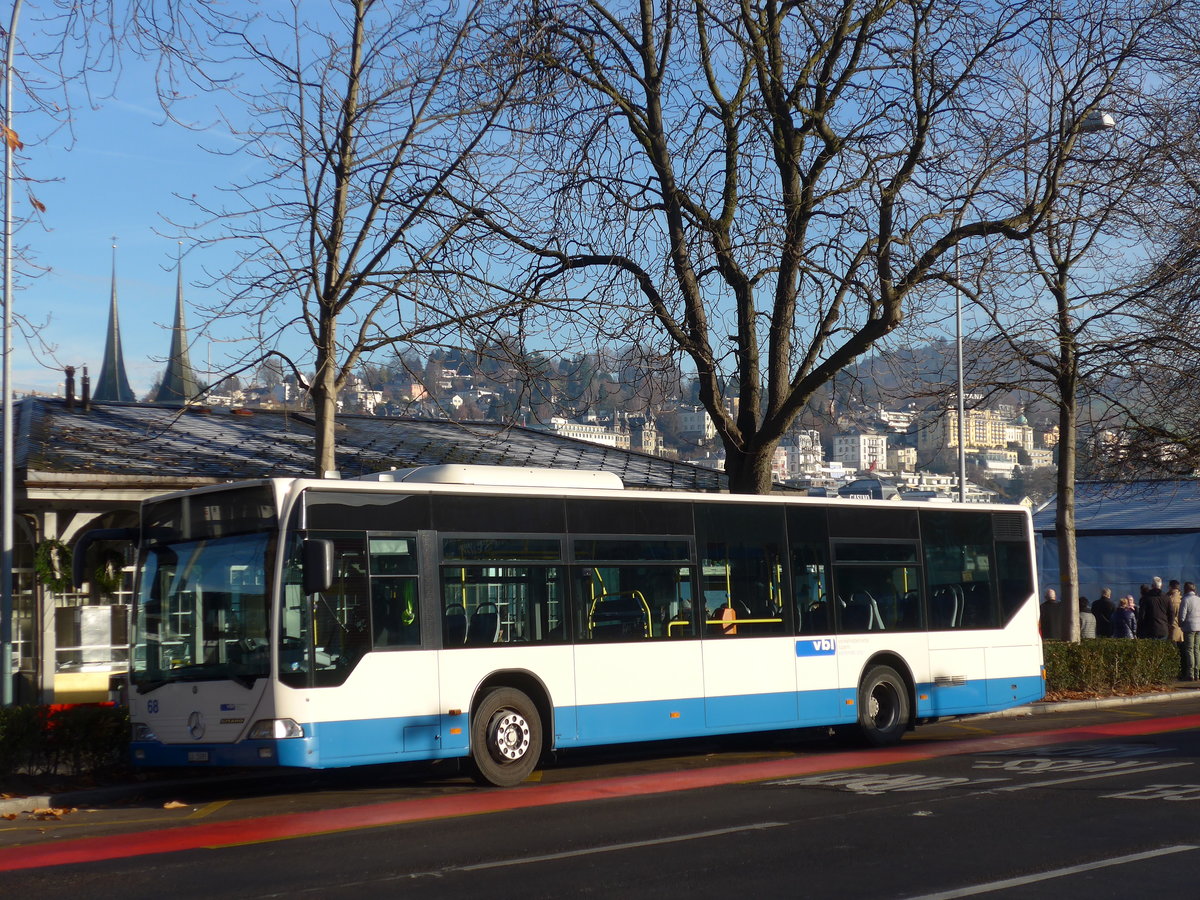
(133, 532, 274, 690)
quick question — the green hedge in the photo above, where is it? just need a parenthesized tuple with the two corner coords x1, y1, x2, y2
(0, 704, 130, 777)
(1043, 638, 1180, 694)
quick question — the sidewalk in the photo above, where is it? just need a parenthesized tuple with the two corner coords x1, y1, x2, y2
(979, 679, 1200, 718)
(0, 764, 288, 818)
(5, 684, 1200, 816)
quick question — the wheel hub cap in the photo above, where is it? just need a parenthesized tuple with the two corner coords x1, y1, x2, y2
(493, 711, 530, 760)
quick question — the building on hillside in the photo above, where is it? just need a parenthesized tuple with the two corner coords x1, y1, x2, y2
(832, 431, 888, 472)
(679, 449, 726, 472)
(1026, 447, 1054, 469)
(627, 416, 663, 456)
(888, 445, 917, 473)
(1005, 413, 1035, 453)
(916, 404, 1034, 470)
(973, 448, 1020, 477)
(874, 404, 917, 434)
(784, 429, 824, 477)
(770, 445, 789, 483)
(535, 416, 626, 449)
(677, 406, 716, 443)
(341, 375, 385, 415)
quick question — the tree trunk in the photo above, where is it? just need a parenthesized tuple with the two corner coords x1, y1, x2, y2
(312, 324, 339, 477)
(1055, 392, 1080, 643)
(724, 441, 776, 494)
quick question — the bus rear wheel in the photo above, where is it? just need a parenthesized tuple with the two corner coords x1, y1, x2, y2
(470, 687, 543, 787)
(855, 665, 910, 747)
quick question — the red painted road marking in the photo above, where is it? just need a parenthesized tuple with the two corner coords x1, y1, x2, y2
(3, 712, 1199, 872)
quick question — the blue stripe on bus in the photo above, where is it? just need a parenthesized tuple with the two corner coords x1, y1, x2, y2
(131, 674, 1045, 769)
(916, 673, 1044, 717)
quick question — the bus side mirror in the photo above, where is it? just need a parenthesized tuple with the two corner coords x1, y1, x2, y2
(302, 539, 334, 595)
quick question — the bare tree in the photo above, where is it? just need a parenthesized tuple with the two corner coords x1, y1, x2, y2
(176, 0, 535, 474)
(447, 0, 1165, 493)
(1096, 8, 1200, 479)
(958, 2, 1193, 639)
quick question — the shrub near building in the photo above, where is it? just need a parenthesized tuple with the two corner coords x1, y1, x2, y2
(1042, 639, 1180, 696)
(0, 704, 130, 777)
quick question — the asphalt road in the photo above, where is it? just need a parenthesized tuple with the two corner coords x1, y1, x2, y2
(4, 695, 1200, 898)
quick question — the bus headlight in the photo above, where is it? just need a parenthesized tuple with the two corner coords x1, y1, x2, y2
(248, 718, 305, 740)
(132, 722, 158, 742)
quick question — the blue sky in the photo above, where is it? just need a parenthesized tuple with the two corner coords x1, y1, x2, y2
(10, 39, 250, 397)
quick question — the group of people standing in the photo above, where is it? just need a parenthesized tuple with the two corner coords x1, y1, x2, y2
(1041, 577, 1200, 680)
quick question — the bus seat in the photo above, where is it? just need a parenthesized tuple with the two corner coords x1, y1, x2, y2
(899, 591, 922, 629)
(930, 585, 962, 629)
(844, 591, 884, 631)
(960, 583, 994, 628)
(466, 602, 501, 645)
(591, 594, 650, 640)
(444, 603, 468, 645)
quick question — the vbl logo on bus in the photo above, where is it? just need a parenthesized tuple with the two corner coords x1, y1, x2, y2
(795, 638, 836, 657)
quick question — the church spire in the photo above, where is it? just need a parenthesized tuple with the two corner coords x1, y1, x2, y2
(153, 245, 202, 406)
(93, 239, 136, 402)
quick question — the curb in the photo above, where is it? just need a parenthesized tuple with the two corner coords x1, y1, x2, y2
(0, 770, 276, 818)
(1, 781, 160, 817)
(976, 683, 1200, 719)
(6, 687, 1200, 816)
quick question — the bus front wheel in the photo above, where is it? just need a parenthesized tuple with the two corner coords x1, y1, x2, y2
(855, 665, 909, 747)
(470, 687, 543, 787)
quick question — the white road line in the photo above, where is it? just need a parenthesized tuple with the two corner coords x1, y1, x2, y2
(458, 821, 788, 871)
(904, 845, 1199, 900)
(258, 821, 791, 896)
(994, 761, 1192, 791)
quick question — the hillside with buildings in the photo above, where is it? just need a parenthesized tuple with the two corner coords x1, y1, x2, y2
(41, 267, 1099, 504)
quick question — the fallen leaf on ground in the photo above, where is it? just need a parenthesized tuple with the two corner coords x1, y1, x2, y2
(28, 807, 74, 820)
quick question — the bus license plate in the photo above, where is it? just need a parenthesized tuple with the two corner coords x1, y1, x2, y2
(187, 751, 210, 762)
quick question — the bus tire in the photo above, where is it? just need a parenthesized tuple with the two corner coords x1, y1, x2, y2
(469, 687, 543, 787)
(855, 664, 909, 747)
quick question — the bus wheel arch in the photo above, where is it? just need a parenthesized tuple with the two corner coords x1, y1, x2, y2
(469, 671, 553, 787)
(849, 653, 914, 747)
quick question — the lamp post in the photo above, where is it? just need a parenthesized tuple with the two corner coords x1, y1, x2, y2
(955, 245, 967, 503)
(953, 110, 1116, 505)
(2, 0, 22, 707)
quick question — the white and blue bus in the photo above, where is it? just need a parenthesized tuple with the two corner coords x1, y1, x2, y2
(85, 465, 1043, 787)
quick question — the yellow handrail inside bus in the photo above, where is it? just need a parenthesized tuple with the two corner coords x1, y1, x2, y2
(588, 589, 651, 637)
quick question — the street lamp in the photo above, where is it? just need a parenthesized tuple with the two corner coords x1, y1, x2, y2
(1, 0, 21, 706)
(955, 246, 967, 502)
(953, 109, 1116, 504)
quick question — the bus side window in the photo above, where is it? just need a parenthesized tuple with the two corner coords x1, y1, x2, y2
(795, 574, 830, 635)
(305, 534, 372, 686)
(575, 565, 695, 641)
(696, 503, 787, 638)
(441, 565, 566, 647)
(372, 578, 419, 647)
(368, 537, 420, 649)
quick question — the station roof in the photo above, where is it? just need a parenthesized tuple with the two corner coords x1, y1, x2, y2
(12, 397, 727, 495)
(1032, 480, 1200, 535)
